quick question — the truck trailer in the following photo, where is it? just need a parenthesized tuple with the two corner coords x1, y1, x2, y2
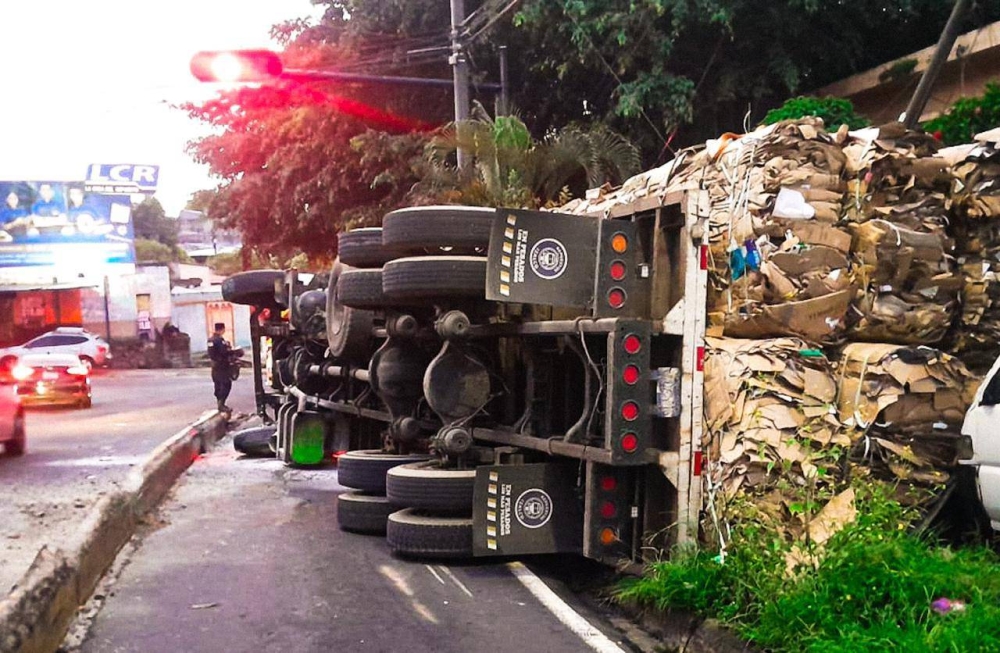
(223, 190, 713, 563)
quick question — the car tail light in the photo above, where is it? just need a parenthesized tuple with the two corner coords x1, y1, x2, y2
(11, 365, 33, 381)
(97, 345, 108, 355)
(66, 365, 89, 376)
(607, 288, 626, 309)
(609, 260, 627, 281)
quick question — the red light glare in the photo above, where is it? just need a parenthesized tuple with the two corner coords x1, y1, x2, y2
(609, 260, 627, 281)
(621, 433, 639, 452)
(623, 365, 641, 385)
(608, 288, 626, 309)
(600, 476, 618, 492)
(190, 49, 283, 83)
(621, 401, 640, 421)
(623, 334, 642, 354)
(600, 501, 617, 519)
(11, 365, 32, 381)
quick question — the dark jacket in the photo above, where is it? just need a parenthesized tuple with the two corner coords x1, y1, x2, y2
(207, 333, 232, 371)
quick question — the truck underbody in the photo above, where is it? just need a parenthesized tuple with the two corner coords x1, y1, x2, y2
(225, 193, 709, 563)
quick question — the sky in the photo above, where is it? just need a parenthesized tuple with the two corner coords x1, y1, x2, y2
(0, 1, 325, 216)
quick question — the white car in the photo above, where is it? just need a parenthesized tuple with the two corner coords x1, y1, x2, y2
(0, 327, 111, 370)
(961, 358, 1000, 533)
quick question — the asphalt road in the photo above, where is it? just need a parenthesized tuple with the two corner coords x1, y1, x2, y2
(78, 439, 633, 653)
(0, 367, 254, 594)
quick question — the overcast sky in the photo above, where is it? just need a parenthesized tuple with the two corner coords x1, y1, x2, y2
(0, 1, 324, 215)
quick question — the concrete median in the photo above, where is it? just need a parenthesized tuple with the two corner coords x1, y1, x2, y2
(0, 411, 229, 653)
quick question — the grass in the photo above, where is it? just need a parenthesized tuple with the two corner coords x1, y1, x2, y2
(617, 483, 1000, 651)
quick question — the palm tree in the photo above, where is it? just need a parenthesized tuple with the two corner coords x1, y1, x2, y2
(413, 103, 641, 209)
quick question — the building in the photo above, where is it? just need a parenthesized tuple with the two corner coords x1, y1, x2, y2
(818, 21, 1000, 125)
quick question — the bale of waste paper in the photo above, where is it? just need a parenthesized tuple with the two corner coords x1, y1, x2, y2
(846, 220, 961, 344)
(703, 337, 848, 498)
(841, 123, 951, 233)
(836, 343, 976, 486)
(948, 132, 1000, 370)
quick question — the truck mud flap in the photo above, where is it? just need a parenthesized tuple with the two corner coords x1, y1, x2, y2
(486, 209, 599, 309)
(471, 463, 583, 556)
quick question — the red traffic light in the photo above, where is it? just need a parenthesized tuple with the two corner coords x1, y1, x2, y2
(190, 49, 284, 83)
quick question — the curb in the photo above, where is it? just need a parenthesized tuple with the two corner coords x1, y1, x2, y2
(627, 607, 756, 652)
(0, 411, 229, 653)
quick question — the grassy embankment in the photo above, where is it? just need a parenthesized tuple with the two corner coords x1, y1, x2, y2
(617, 483, 1000, 651)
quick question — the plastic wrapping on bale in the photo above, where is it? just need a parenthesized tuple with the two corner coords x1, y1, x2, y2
(703, 337, 848, 500)
(836, 343, 977, 487)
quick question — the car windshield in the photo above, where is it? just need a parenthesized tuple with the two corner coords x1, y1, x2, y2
(19, 353, 82, 367)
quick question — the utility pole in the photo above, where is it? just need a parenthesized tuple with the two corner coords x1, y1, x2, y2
(450, 0, 471, 171)
(901, 0, 970, 129)
(497, 45, 510, 117)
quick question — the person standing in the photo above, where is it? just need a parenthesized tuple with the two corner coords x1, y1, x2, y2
(207, 322, 233, 413)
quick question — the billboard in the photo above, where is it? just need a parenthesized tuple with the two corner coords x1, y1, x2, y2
(0, 181, 134, 267)
(85, 164, 160, 194)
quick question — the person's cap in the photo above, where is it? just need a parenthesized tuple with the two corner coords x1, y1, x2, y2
(214, 322, 225, 330)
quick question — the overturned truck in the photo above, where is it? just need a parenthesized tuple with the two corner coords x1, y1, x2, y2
(225, 194, 711, 562)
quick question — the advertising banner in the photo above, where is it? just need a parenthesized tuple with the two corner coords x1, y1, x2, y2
(0, 181, 135, 267)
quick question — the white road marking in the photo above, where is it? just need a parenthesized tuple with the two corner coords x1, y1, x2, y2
(507, 561, 626, 653)
(379, 564, 439, 625)
(439, 566, 474, 598)
(44, 455, 146, 467)
(426, 565, 446, 585)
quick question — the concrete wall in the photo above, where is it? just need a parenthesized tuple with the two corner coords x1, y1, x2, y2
(818, 21, 1000, 125)
(90, 266, 173, 340)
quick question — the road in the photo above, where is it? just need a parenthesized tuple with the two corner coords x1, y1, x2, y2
(0, 367, 254, 594)
(78, 436, 633, 653)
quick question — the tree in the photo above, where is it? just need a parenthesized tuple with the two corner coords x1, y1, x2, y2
(185, 85, 429, 263)
(497, 0, 1000, 158)
(132, 197, 178, 248)
(414, 103, 641, 208)
(134, 238, 176, 264)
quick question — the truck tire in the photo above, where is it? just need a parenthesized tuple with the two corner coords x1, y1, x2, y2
(337, 269, 387, 310)
(386, 461, 476, 514)
(233, 425, 277, 458)
(338, 228, 400, 268)
(337, 450, 433, 494)
(221, 270, 284, 307)
(326, 260, 375, 361)
(382, 256, 487, 300)
(337, 492, 394, 535)
(382, 206, 494, 251)
(386, 509, 474, 559)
